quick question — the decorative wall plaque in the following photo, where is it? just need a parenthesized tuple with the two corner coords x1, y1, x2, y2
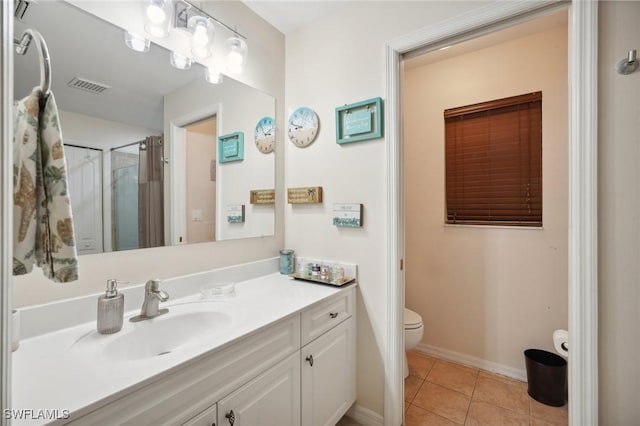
(218, 132, 244, 163)
(335, 97, 383, 144)
(226, 204, 245, 223)
(287, 186, 323, 204)
(332, 203, 363, 227)
(250, 189, 276, 205)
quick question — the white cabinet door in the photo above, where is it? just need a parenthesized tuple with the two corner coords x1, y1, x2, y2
(183, 404, 216, 426)
(217, 352, 300, 426)
(301, 317, 355, 426)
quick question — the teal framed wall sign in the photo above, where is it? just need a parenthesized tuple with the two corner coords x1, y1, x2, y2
(335, 97, 383, 144)
(218, 132, 244, 163)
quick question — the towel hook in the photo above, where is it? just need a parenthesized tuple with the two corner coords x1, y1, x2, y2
(14, 29, 51, 96)
(615, 49, 638, 75)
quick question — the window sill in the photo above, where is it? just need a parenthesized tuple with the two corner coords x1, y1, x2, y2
(443, 223, 545, 231)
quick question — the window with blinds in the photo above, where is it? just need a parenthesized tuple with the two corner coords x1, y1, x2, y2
(444, 92, 542, 227)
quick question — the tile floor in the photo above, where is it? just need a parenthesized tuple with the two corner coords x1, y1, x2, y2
(404, 350, 568, 426)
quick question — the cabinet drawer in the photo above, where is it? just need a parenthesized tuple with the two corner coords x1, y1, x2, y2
(301, 287, 354, 346)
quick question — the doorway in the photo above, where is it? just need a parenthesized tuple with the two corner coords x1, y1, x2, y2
(184, 116, 218, 244)
(401, 10, 568, 425)
(169, 105, 221, 246)
(384, 2, 599, 425)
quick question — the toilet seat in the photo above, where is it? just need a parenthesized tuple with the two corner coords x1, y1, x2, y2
(404, 308, 423, 330)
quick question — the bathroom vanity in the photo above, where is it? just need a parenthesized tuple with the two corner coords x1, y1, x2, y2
(12, 261, 356, 426)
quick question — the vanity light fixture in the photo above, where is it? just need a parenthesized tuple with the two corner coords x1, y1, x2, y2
(226, 36, 247, 74)
(133, 0, 250, 79)
(143, 0, 172, 38)
(170, 51, 192, 70)
(205, 66, 223, 84)
(125, 31, 150, 53)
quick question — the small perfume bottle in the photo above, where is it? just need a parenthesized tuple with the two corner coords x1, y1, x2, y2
(97, 279, 125, 334)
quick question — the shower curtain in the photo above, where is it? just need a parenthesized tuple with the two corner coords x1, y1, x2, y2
(138, 135, 164, 248)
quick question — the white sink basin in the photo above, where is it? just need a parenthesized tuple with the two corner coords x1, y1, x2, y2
(72, 301, 234, 362)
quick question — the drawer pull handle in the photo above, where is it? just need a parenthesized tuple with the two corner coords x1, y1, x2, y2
(225, 410, 235, 425)
(306, 355, 314, 366)
(329, 312, 339, 318)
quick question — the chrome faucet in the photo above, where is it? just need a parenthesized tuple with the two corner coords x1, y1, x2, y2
(129, 279, 169, 322)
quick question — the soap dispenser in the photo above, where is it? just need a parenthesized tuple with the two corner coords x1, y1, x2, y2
(97, 279, 125, 334)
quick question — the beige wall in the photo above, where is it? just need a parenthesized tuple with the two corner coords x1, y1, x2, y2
(403, 23, 568, 372)
(598, 1, 640, 423)
(186, 118, 217, 244)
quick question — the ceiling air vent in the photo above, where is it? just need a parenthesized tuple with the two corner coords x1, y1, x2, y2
(67, 77, 111, 95)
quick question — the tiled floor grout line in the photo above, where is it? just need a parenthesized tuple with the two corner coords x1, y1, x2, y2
(463, 371, 480, 425)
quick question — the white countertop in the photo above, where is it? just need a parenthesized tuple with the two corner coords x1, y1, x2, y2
(11, 272, 355, 425)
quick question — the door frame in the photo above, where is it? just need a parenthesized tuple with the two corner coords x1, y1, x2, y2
(384, 1, 598, 425)
(168, 104, 221, 245)
(0, 2, 12, 424)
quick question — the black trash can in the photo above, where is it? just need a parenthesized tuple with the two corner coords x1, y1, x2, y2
(524, 349, 567, 407)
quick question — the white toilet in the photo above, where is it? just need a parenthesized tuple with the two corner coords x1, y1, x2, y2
(404, 308, 424, 378)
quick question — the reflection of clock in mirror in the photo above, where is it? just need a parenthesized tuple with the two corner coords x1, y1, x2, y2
(288, 107, 319, 147)
(254, 116, 275, 153)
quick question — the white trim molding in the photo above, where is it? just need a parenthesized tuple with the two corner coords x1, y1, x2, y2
(1, 1, 13, 424)
(568, 1, 598, 425)
(385, 1, 597, 425)
(168, 103, 221, 246)
(347, 403, 384, 426)
(415, 343, 527, 382)
(384, 41, 404, 426)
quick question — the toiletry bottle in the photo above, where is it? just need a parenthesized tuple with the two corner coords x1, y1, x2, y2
(97, 279, 125, 334)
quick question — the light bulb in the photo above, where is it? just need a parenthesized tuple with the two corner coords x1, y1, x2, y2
(146, 3, 166, 24)
(228, 51, 243, 68)
(225, 37, 247, 74)
(205, 66, 223, 84)
(170, 51, 192, 70)
(125, 31, 150, 53)
(192, 23, 209, 46)
(130, 38, 148, 52)
(143, 0, 171, 38)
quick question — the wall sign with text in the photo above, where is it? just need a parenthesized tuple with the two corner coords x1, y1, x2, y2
(218, 132, 244, 163)
(335, 97, 383, 144)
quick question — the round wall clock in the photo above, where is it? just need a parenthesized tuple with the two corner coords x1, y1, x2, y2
(288, 107, 319, 147)
(254, 116, 275, 153)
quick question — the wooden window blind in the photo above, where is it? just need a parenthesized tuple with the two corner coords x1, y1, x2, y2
(444, 92, 542, 226)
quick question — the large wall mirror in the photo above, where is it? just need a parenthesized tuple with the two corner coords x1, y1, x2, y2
(13, 0, 276, 255)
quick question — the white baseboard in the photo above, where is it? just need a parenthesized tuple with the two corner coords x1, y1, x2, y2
(346, 403, 383, 426)
(415, 343, 527, 382)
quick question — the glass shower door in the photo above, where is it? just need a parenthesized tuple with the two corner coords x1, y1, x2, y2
(111, 149, 139, 251)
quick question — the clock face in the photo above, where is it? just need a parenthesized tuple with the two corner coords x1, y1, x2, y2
(288, 107, 319, 147)
(254, 116, 275, 153)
